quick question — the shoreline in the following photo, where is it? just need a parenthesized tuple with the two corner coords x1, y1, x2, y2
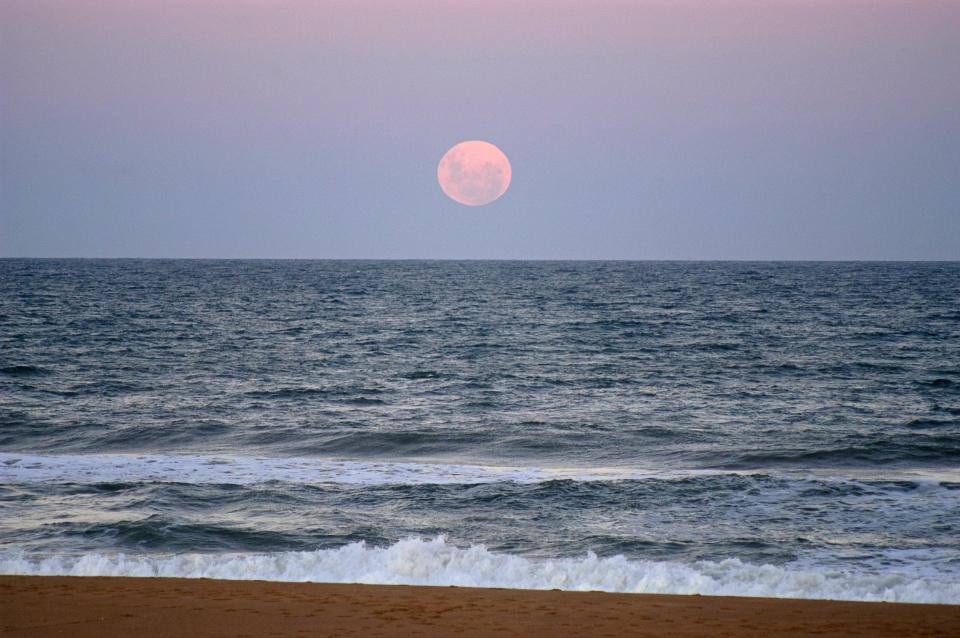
(3, 575, 959, 637)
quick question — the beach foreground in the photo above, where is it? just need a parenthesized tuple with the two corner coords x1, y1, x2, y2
(2, 576, 959, 637)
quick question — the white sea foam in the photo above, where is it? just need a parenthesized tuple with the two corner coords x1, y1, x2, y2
(2, 536, 957, 604)
(0, 452, 709, 485)
(2, 452, 954, 486)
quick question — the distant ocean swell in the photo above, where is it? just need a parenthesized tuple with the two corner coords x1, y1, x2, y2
(4, 537, 958, 604)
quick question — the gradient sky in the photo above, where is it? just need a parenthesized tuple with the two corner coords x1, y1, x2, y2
(2, 0, 958, 259)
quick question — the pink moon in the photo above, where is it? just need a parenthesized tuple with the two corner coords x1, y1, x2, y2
(437, 140, 512, 207)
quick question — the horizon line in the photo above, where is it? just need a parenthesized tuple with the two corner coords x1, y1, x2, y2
(2, 257, 959, 263)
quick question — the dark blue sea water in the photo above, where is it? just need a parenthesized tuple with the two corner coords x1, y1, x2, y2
(2, 259, 959, 601)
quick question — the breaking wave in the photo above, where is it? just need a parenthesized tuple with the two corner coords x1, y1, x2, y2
(3, 536, 958, 604)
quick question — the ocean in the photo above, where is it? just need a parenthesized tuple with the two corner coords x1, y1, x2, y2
(1, 259, 958, 603)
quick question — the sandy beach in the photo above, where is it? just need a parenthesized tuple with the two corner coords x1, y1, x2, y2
(2, 575, 959, 637)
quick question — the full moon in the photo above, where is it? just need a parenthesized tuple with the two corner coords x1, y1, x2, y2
(437, 140, 512, 206)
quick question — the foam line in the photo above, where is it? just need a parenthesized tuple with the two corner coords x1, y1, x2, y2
(3, 452, 955, 486)
(0, 452, 700, 485)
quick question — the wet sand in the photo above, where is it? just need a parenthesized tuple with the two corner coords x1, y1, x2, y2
(2, 575, 959, 637)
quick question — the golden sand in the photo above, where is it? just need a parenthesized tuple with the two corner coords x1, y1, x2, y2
(3, 575, 959, 637)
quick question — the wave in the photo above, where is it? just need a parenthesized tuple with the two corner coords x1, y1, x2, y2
(3, 452, 958, 487)
(2, 536, 957, 604)
(242, 386, 387, 400)
(0, 452, 694, 485)
(722, 437, 960, 468)
(0, 364, 51, 377)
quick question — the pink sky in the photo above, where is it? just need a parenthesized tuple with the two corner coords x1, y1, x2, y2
(2, 0, 958, 258)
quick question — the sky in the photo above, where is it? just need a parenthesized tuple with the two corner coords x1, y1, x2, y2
(1, 0, 958, 259)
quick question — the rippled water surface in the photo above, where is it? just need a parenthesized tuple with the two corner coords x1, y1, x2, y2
(2, 260, 958, 601)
